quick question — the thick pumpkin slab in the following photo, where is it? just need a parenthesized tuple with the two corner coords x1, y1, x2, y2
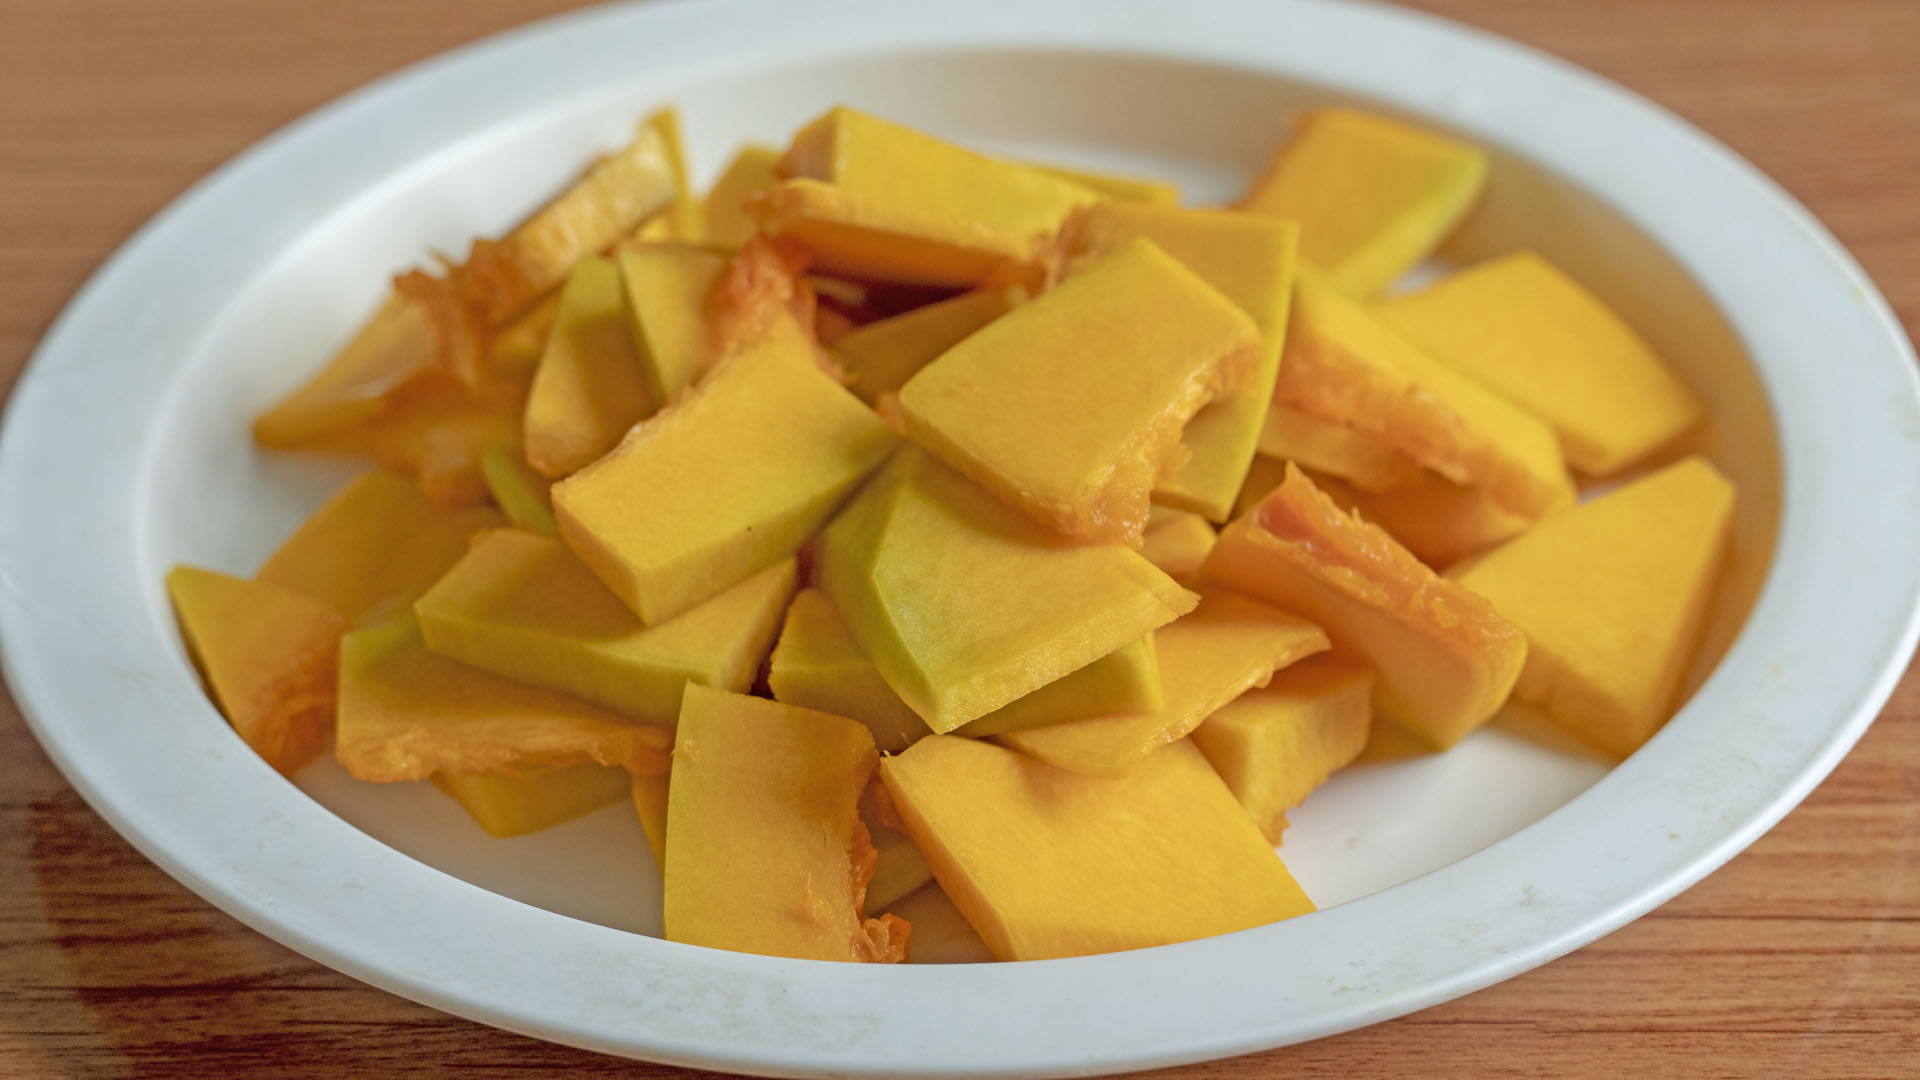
(663, 685, 906, 962)
(523, 256, 656, 478)
(618, 245, 730, 403)
(1374, 251, 1703, 477)
(1191, 656, 1374, 843)
(334, 615, 670, 783)
(998, 589, 1329, 776)
(816, 450, 1196, 732)
(833, 287, 1021, 405)
(899, 238, 1261, 544)
(1257, 402, 1420, 494)
(415, 529, 796, 727)
(1450, 456, 1735, 756)
(1139, 507, 1218, 582)
(1202, 465, 1526, 748)
(1276, 274, 1574, 519)
(167, 565, 344, 776)
(256, 470, 503, 627)
(1059, 204, 1300, 521)
(890, 882, 995, 964)
(1313, 469, 1530, 570)
(432, 762, 633, 838)
(553, 332, 896, 625)
(754, 106, 1102, 287)
(1240, 107, 1487, 297)
(701, 144, 782, 249)
(881, 737, 1314, 961)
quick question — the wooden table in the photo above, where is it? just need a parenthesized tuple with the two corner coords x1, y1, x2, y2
(3, 1, 1915, 1076)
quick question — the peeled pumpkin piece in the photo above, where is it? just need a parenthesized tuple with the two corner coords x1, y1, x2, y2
(1373, 251, 1704, 477)
(167, 566, 344, 776)
(816, 450, 1197, 732)
(1202, 464, 1526, 748)
(553, 330, 897, 625)
(1057, 204, 1300, 522)
(1031, 162, 1181, 206)
(632, 771, 670, 871)
(256, 470, 502, 627)
(889, 882, 995, 964)
(619, 245, 730, 403)
(1313, 468, 1529, 570)
(523, 256, 656, 479)
(861, 780, 934, 914)
(754, 105, 1103, 287)
(1257, 401, 1421, 494)
(899, 238, 1262, 544)
(1139, 506, 1217, 582)
(950, 634, 1162, 738)
(415, 529, 796, 727)
(702, 144, 782, 249)
(479, 445, 557, 534)
(832, 286, 1022, 406)
(253, 290, 439, 448)
(1277, 274, 1574, 519)
(663, 685, 907, 963)
(1449, 456, 1735, 756)
(432, 762, 633, 838)
(333, 614, 671, 783)
(998, 588, 1329, 776)
(882, 737, 1314, 961)
(1191, 656, 1374, 843)
(1240, 107, 1487, 298)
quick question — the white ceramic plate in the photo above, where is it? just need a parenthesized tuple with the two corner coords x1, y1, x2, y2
(4, 0, 1918, 1075)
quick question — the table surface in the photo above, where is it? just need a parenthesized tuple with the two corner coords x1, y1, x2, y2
(3, 1, 1917, 1076)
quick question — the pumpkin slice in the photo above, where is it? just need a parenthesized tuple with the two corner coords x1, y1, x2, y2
(1450, 456, 1735, 756)
(252, 291, 439, 448)
(1058, 204, 1300, 522)
(701, 144, 782, 249)
(487, 290, 561, 377)
(997, 589, 1328, 776)
(479, 445, 556, 534)
(1031, 162, 1181, 206)
(1191, 656, 1374, 843)
(663, 685, 907, 963)
(432, 763, 632, 838)
(889, 882, 995, 964)
(861, 779, 933, 914)
(754, 105, 1102, 287)
(1374, 251, 1703, 476)
(1239, 107, 1486, 297)
(832, 287, 1022, 405)
(415, 529, 796, 728)
(1139, 506, 1218, 582)
(1257, 401, 1421, 494)
(255, 470, 502, 627)
(881, 737, 1314, 961)
(899, 238, 1261, 544)
(553, 330, 896, 625)
(619, 245, 730, 403)
(1313, 468, 1530, 570)
(1202, 464, 1526, 748)
(1276, 274, 1574, 519)
(334, 614, 670, 783)
(167, 566, 344, 776)
(815, 450, 1196, 732)
(632, 771, 670, 871)
(523, 256, 656, 479)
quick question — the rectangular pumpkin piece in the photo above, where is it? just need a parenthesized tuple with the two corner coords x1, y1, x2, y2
(1449, 456, 1735, 756)
(663, 685, 906, 963)
(815, 450, 1196, 733)
(1202, 464, 1526, 748)
(619, 245, 730, 403)
(832, 286, 1022, 406)
(997, 589, 1329, 776)
(432, 763, 633, 839)
(1373, 251, 1703, 477)
(523, 255, 656, 479)
(1191, 656, 1374, 843)
(899, 237, 1262, 544)
(755, 105, 1103, 287)
(1059, 204, 1300, 522)
(334, 614, 670, 783)
(1277, 274, 1574, 520)
(553, 331, 897, 625)
(881, 737, 1314, 961)
(167, 566, 344, 776)
(415, 529, 796, 727)
(255, 470, 503, 627)
(1240, 107, 1487, 298)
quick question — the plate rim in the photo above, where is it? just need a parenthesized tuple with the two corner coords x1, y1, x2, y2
(3, 0, 1918, 1075)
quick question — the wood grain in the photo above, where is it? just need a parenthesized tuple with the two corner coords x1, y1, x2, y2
(2, 1, 1916, 1076)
